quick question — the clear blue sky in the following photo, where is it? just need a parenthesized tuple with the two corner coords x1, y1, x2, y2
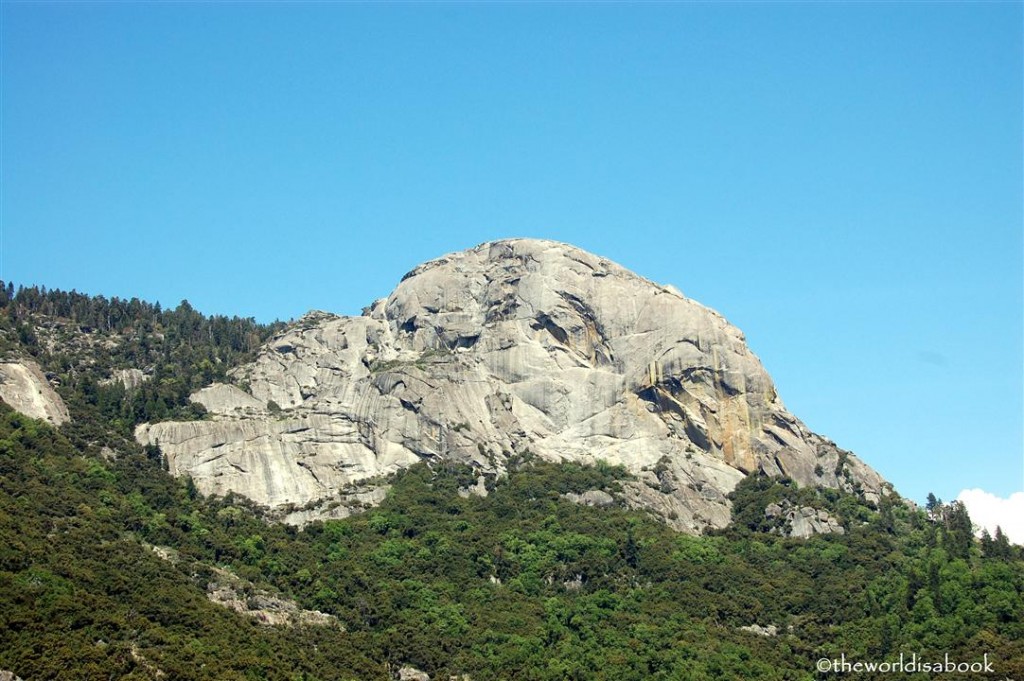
(2, 1, 1021, 507)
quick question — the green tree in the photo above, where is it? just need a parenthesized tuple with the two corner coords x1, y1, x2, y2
(942, 501, 974, 560)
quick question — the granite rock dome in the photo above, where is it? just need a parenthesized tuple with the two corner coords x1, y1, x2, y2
(137, 239, 887, 532)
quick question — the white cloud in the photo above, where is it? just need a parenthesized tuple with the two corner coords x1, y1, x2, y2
(956, 489, 1024, 546)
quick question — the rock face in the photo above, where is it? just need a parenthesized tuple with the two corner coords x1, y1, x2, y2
(766, 501, 846, 538)
(101, 368, 150, 391)
(0, 360, 70, 425)
(137, 239, 887, 533)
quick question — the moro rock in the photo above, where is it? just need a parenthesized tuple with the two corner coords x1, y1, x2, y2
(136, 239, 887, 532)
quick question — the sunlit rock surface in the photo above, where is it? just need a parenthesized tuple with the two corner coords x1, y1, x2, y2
(0, 359, 70, 426)
(138, 239, 886, 532)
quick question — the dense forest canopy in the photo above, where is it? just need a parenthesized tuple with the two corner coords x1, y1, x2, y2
(0, 283, 1021, 680)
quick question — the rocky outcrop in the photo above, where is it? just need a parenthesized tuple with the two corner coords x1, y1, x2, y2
(137, 239, 888, 532)
(563, 490, 616, 507)
(0, 359, 69, 425)
(147, 544, 339, 627)
(396, 667, 431, 681)
(205, 566, 340, 627)
(739, 624, 778, 637)
(457, 476, 490, 499)
(765, 501, 846, 537)
(101, 368, 150, 391)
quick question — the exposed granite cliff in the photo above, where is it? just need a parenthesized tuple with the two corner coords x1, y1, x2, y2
(0, 359, 70, 426)
(137, 239, 887, 532)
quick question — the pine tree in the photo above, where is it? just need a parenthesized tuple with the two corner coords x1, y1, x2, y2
(981, 528, 995, 557)
(993, 526, 1012, 560)
(942, 501, 974, 559)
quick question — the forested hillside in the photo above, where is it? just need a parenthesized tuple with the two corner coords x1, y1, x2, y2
(0, 282, 284, 434)
(0, 285, 1021, 680)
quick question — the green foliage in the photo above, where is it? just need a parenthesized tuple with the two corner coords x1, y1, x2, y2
(723, 474, 836, 535)
(2, 403, 1023, 679)
(0, 286, 1022, 680)
(940, 500, 974, 560)
(0, 404, 384, 679)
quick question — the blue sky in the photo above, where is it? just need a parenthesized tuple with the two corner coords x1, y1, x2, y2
(2, 2, 1021, 510)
